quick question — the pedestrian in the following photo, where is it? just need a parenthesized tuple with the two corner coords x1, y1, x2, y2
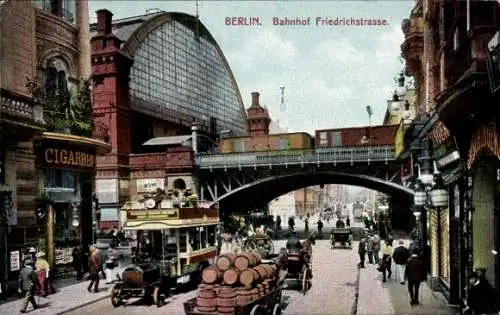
(304, 217, 309, 236)
(366, 234, 374, 264)
(346, 216, 350, 227)
(392, 239, 410, 284)
(317, 219, 323, 237)
(358, 234, 367, 268)
(34, 251, 50, 297)
(466, 268, 497, 314)
(18, 259, 39, 313)
(381, 238, 393, 282)
(87, 246, 100, 293)
(371, 234, 381, 264)
(405, 248, 426, 305)
(72, 246, 82, 280)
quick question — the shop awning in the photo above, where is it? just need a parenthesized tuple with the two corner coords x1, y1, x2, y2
(142, 135, 192, 146)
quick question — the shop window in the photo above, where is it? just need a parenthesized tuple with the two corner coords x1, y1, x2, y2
(100, 208, 118, 221)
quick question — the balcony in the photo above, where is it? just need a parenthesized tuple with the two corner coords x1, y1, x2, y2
(0, 89, 45, 139)
(437, 26, 496, 128)
(195, 145, 395, 169)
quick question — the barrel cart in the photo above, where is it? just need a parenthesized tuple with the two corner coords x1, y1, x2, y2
(184, 252, 286, 315)
(330, 228, 353, 249)
(110, 262, 175, 307)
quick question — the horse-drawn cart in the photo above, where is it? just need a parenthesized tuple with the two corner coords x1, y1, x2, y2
(183, 284, 283, 315)
(330, 228, 353, 249)
(283, 252, 311, 295)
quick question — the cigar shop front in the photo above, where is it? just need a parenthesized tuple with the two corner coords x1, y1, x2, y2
(34, 133, 110, 276)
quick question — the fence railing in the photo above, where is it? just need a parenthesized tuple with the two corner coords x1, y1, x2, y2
(195, 145, 395, 169)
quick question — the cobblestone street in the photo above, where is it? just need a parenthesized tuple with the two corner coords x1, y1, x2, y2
(0, 238, 458, 315)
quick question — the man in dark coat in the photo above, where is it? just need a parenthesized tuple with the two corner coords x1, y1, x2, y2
(467, 268, 497, 314)
(19, 259, 38, 313)
(392, 240, 410, 284)
(72, 246, 82, 280)
(358, 235, 367, 268)
(405, 249, 425, 305)
(286, 232, 303, 254)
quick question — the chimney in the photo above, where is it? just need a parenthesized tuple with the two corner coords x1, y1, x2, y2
(251, 92, 260, 107)
(96, 9, 113, 35)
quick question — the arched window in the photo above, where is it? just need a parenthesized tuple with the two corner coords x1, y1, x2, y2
(43, 59, 69, 104)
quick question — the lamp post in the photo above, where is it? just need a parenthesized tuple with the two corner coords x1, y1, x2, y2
(366, 105, 372, 144)
(413, 139, 449, 255)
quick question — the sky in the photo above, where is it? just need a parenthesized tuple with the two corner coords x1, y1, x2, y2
(88, 1, 414, 135)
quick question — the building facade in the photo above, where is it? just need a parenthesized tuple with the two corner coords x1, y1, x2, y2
(90, 10, 248, 229)
(0, 0, 110, 293)
(400, 0, 500, 307)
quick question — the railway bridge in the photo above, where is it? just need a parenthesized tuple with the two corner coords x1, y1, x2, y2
(194, 144, 413, 213)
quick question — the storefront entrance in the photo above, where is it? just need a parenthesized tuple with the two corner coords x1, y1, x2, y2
(472, 154, 500, 287)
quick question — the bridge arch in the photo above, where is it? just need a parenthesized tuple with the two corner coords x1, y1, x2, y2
(210, 171, 414, 209)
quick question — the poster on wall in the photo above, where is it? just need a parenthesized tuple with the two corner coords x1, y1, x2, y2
(96, 179, 118, 204)
(10, 250, 20, 271)
(136, 178, 165, 193)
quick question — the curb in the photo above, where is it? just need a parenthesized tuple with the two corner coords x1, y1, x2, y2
(55, 293, 109, 315)
(350, 264, 361, 315)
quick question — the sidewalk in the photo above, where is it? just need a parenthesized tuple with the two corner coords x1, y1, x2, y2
(356, 240, 458, 315)
(0, 280, 113, 315)
(0, 267, 124, 315)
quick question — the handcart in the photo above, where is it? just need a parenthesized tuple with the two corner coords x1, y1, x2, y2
(330, 228, 353, 249)
(183, 285, 284, 315)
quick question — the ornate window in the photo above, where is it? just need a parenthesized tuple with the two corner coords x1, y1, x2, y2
(42, 58, 70, 105)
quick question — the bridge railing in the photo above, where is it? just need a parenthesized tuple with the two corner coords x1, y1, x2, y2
(195, 145, 395, 169)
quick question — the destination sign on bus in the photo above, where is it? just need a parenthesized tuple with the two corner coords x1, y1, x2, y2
(127, 210, 178, 220)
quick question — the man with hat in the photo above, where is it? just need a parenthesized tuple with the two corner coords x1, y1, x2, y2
(18, 258, 38, 313)
(392, 240, 410, 284)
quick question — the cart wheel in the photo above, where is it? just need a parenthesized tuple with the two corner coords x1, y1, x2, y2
(249, 304, 261, 315)
(272, 303, 282, 315)
(110, 286, 122, 308)
(153, 287, 164, 307)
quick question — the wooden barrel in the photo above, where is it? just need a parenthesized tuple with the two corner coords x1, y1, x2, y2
(239, 269, 258, 288)
(235, 288, 252, 306)
(217, 286, 236, 313)
(216, 254, 236, 271)
(223, 268, 240, 286)
(196, 287, 217, 312)
(248, 252, 261, 265)
(261, 264, 273, 278)
(250, 288, 260, 301)
(202, 266, 223, 284)
(253, 265, 268, 280)
(234, 253, 258, 270)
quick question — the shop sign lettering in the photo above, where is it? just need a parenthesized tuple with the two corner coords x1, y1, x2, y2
(127, 210, 178, 220)
(44, 148, 95, 168)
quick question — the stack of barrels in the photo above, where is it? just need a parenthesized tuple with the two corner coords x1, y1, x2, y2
(195, 252, 279, 314)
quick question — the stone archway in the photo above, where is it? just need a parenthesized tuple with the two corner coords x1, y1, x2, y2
(472, 152, 499, 286)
